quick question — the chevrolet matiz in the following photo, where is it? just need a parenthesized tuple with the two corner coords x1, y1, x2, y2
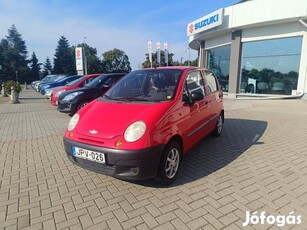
(63, 67, 224, 185)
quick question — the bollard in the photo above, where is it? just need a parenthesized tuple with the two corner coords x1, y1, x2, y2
(9, 86, 20, 104)
(1, 82, 8, 97)
(24, 82, 28, 90)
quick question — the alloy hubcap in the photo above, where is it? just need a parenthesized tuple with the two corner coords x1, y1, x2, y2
(165, 148, 180, 179)
(217, 116, 223, 133)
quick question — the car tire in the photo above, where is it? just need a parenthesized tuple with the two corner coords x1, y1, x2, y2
(156, 141, 181, 186)
(77, 100, 90, 111)
(211, 113, 223, 137)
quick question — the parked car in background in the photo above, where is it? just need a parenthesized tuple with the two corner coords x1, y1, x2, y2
(63, 67, 224, 185)
(51, 74, 101, 106)
(40, 75, 83, 96)
(37, 74, 66, 92)
(31, 80, 41, 91)
(57, 73, 126, 115)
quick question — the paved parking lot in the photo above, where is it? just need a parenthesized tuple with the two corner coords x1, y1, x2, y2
(0, 89, 307, 229)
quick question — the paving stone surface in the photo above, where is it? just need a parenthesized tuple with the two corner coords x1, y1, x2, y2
(0, 88, 307, 229)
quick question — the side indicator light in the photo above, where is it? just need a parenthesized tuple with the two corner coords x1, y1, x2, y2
(115, 139, 123, 148)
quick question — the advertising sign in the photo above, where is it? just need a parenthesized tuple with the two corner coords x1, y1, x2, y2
(75, 47, 84, 71)
(157, 42, 161, 66)
(164, 43, 168, 66)
(187, 8, 224, 36)
(147, 41, 152, 65)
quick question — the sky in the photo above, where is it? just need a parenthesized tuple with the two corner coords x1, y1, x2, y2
(0, 0, 238, 70)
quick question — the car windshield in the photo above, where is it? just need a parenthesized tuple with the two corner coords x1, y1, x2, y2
(85, 75, 112, 88)
(105, 69, 182, 102)
(66, 76, 85, 86)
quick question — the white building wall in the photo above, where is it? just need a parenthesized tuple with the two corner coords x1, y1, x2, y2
(205, 34, 231, 50)
(229, 0, 307, 29)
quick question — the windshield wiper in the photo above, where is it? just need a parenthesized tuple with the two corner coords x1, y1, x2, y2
(113, 96, 150, 102)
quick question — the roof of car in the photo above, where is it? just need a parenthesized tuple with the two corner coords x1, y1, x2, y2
(143, 66, 209, 71)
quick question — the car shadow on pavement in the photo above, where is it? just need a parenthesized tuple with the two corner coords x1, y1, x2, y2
(136, 118, 268, 188)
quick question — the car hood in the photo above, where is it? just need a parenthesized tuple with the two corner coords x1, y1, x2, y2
(76, 100, 171, 140)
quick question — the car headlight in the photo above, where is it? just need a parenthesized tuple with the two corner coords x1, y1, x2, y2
(124, 121, 146, 142)
(55, 89, 66, 97)
(45, 89, 52, 95)
(68, 114, 80, 131)
(62, 92, 83, 102)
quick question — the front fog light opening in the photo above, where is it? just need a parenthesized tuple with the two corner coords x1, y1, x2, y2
(118, 167, 140, 176)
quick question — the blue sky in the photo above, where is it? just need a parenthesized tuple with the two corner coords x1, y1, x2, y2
(0, 0, 238, 70)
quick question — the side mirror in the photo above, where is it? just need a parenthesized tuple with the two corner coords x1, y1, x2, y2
(191, 91, 204, 103)
(219, 90, 223, 98)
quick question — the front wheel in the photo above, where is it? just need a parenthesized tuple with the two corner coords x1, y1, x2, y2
(156, 141, 181, 186)
(77, 100, 90, 111)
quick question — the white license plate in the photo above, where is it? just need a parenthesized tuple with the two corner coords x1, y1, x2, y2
(72, 146, 105, 164)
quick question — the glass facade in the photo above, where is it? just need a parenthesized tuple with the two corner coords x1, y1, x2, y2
(240, 37, 303, 95)
(206, 45, 231, 92)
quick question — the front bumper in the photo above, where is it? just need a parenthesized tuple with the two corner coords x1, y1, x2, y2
(57, 101, 77, 114)
(63, 137, 165, 180)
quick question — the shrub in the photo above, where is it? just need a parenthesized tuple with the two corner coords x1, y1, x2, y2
(5, 80, 22, 95)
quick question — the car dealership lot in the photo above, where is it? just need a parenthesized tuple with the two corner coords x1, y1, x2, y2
(0, 89, 307, 229)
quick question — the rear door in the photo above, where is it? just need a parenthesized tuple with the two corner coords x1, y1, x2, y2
(203, 70, 223, 131)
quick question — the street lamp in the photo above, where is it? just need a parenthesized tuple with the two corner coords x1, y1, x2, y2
(15, 71, 18, 83)
(83, 37, 88, 75)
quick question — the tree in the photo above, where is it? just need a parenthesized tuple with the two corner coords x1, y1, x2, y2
(29, 52, 41, 81)
(71, 43, 102, 74)
(101, 49, 131, 73)
(43, 57, 53, 76)
(142, 50, 175, 68)
(53, 36, 75, 74)
(0, 25, 29, 82)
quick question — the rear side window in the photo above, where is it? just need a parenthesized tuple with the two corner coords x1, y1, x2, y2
(204, 71, 218, 93)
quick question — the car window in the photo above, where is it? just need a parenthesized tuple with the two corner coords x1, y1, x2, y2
(105, 70, 182, 102)
(204, 71, 218, 93)
(184, 71, 205, 99)
(66, 76, 85, 86)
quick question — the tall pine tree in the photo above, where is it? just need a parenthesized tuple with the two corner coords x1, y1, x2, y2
(29, 52, 41, 81)
(0, 25, 29, 82)
(53, 36, 75, 74)
(43, 57, 53, 76)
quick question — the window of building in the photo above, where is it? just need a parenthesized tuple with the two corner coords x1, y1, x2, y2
(240, 36, 302, 95)
(206, 45, 231, 92)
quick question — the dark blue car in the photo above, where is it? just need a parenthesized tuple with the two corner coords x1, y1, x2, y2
(40, 75, 83, 95)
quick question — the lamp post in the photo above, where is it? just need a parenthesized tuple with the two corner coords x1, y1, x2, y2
(83, 37, 88, 75)
(15, 71, 18, 83)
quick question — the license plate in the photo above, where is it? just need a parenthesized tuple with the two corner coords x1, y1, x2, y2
(55, 101, 58, 105)
(72, 146, 105, 164)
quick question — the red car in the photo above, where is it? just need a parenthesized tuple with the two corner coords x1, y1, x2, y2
(63, 67, 224, 185)
(51, 74, 101, 106)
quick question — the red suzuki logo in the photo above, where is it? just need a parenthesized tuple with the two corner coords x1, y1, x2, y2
(189, 24, 194, 34)
(76, 49, 81, 58)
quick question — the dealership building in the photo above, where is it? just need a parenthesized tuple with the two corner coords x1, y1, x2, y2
(187, 0, 307, 99)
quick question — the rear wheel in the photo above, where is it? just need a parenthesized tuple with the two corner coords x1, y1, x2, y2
(156, 141, 181, 185)
(211, 113, 223, 137)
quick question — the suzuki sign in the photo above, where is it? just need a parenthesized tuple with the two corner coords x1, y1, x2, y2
(75, 47, 84, 71)
(187, 8, 224, 36)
